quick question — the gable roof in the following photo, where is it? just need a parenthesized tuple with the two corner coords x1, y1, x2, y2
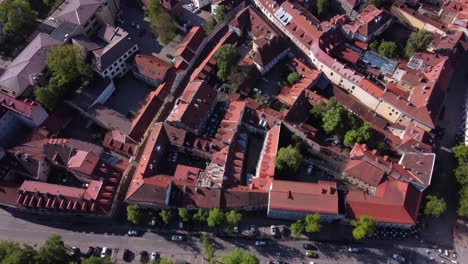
(344, 159, 386, 187)
(398, 152, 435, 187)
(92, 26, 136, 71)
(0, 34, 61, 96)
(174, 26, 206, 63)
(269, 180, 339, 215)
(133, 54, 172, 83)
(346, 179, 422, 226)
(50, 0, 102, 26)
(355, 5, 392, 38)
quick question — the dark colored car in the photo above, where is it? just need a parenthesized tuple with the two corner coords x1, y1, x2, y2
(123, 249, 132, 262)
(86, 247, 94, 258)
(70, 247, 80, 259)
(139, 251, 149, 263)
(303, 243, 318, 250)
(93, 247, 102, 257)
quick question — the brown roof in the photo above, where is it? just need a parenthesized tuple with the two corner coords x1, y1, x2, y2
(398, 152, 435, 187)
(175, 26, 206, 63)
(172, 184, 222, 209)
(346, 179, 422, 226)
(125, 175, 171, 206)
(269, 180, 339, 215)
(345, 159, 386, 187)
(134, 54, 172, 83)
(222, 188, 268, 209)
(355, 5, 392, 38)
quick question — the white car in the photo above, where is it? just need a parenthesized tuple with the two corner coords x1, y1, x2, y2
(254, 240, 270, 247)
(348, 247, 360, 252)
(233, 226, 239, 233)
(150, 252, 158, 261)
(101, 247, 110, 258)
(270, 225, 277, 237)
(392, 254, 406, 263)
(171, 235, 183, 241)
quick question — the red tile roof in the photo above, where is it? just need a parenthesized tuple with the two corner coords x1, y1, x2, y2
(167, 81, 217, 131)
(0, 93, 46, 120)
(269, 180, 339, 215)
(398, 152, 435, 187)
(67, 150, 99, 176)
(251, 125, 280, 191)
(134, 54, 172, 83)
(345, 159, 386, 187)
(354, 5, 392, 38)
(346, 179, 422, 226)
(173, 164, 202, 186)
(175, 26, 206, 63)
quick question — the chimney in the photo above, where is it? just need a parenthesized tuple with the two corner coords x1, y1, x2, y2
(287, 190, 293, 199)
(383, 155, 389, 161)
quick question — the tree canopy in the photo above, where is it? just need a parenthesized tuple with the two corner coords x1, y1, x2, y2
(275, 145, 303, 174)
(287, 72, 302, 86)
(0, 241, 36, 264)
(127, 204, 142, 225)
(424, 195, 446, 217)
(147, 0, 162, 21)
(351, 216, 376, 240)
(369, 40, 379, 51)
(316, 0, 329, 17)
(344, 123, 373, 147)
(81, 256, 113, 264)
(35, 44, 92, 110)
(305, 213, 321, 233)
(178, 208, 190, 222)
(204, 19, 217, 35)
(155, 11, 177, 45)
(214, 5, 226, 23)
(369, 0, 382, 8)
(378, 40, 398, 58)
(219, 249, 259, 264)
(36, 234, 69, 264)
(225, 210, 242, 232)
(159, 210, 172, 225)
(404, 31, 433, 59)
(452, 144, 468, 164)
(458, 187, 468, 217)
(193, 208, 209, 224)
(290, 220, 305, 238)
(0, 0, 37, 49)
(207, 208, 225, 227)
(201, 235, 216, 262)
(214, 44, 238, 81)
(452, 144, 468, 217)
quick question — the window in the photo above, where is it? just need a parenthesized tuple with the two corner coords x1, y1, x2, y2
(119, 58, 123, 63)
(330, 72, 333, 76)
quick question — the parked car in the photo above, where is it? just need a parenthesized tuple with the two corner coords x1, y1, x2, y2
(255, 240, 271, 247)
(139, 251, 149, 262)
(306, 165, 314, 175)
(348, 247, 361, 253)
(123, 249, 131, 262)
(128, 230, 138, 236)
(233, 226, 239, 233)
(303, 243, 317, 250)
(250, 224, 256, 234)
(270, 225, 277, 237)
(392, 254, 406, 263)
(70, 247, 80, 259)
(150, 252, 158, 261)
(93, 247, 102, 257)
(306, 251, 319, 258)
(171, 235, 183, 241)
(444, 249, 449, 257)
(86, 247, 94, 258)
(101, 247, 110, 258)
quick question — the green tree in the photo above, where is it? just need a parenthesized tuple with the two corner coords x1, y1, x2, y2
(127, 204, 142, 225)
(452, 144, 468, 164)
(287, 72, 302, 86)
(275, 145, 303, 173)
(458, 187, 468, 217)
(153, 11, 177, 45)
(351, 216, 376, 240)
(147, 0, 162, 21)
(369, 0, 382, 8)
(201, 235, 216, 261)
(310, 101, 327, 118)
(378, 41, 398, 58)
(424, 195, 446, 217)
(0, 242, 36, 264)
(46, 44, 92, 85)
(290, 220, 305, 238)
(81, 256, 113, 264)
(344, 123, 372, 147)
(305, 213, 321, 233)
(219, 249, 259, 264)
(224, 210, 242, 232)
(254, 92, 262, 104)
(159, 210, 173, 225)
(204, 19, 217, 35)
(455, 165, 468, 186)
(213, 44, 238, 81)
(369, 40, 379, 51)
(36, 234, 69, 264)
(193, 208, 209, 224)
(207, 208, 225, 228)
(316, 0, 329, 17)
(0, 0, 37, 44)
(214, 5, 226, 23)
(178, 208, 190, 222)
(158, 257, 174, 264)
(404, 31, 433, 59)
